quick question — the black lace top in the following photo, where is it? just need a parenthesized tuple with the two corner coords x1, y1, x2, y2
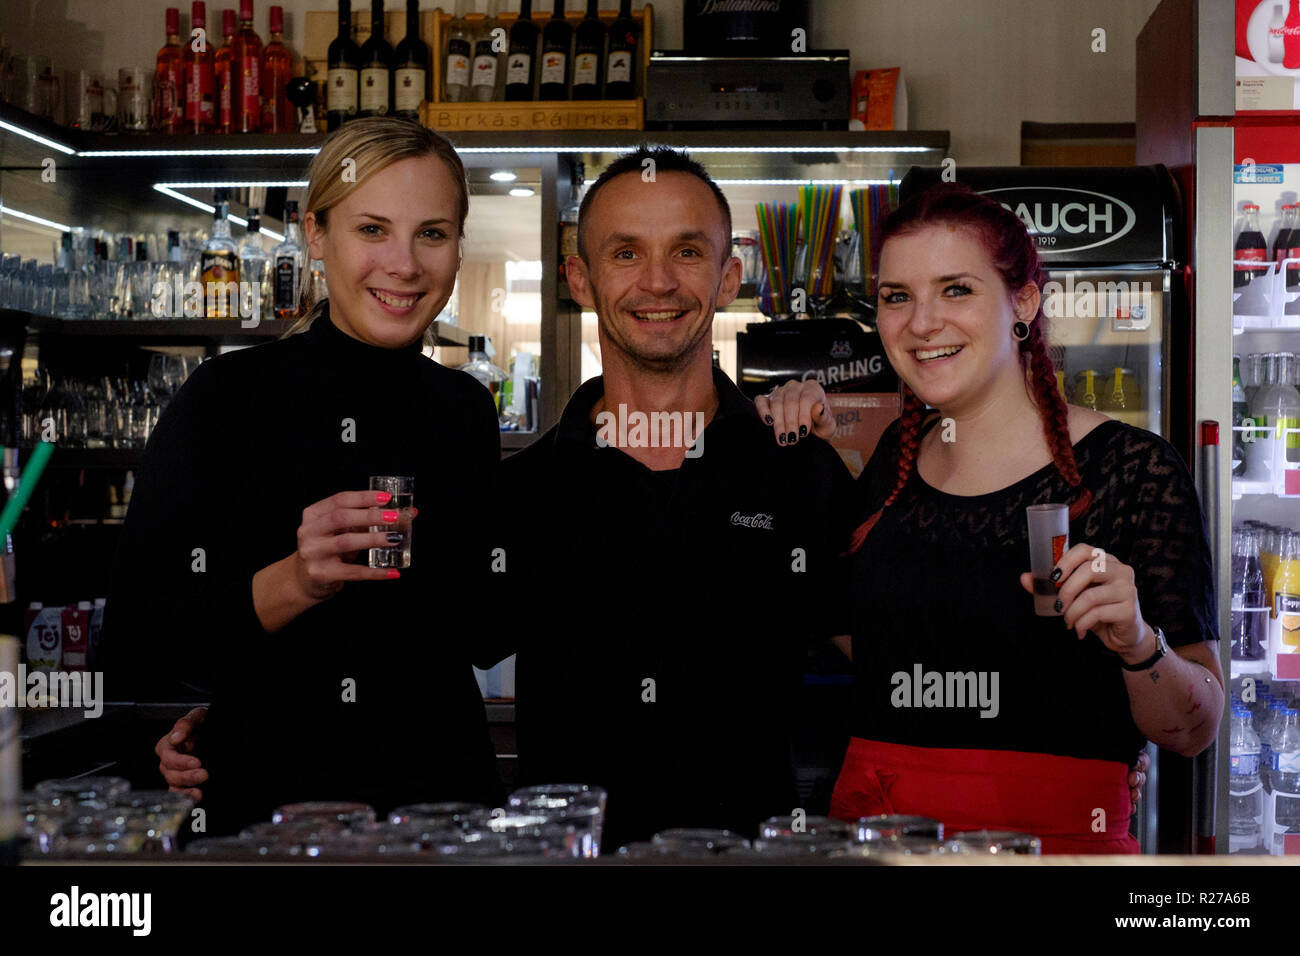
(848, 417, 1218, 764)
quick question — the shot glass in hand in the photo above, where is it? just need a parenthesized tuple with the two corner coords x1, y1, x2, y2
(369, 476, 414, 569)
(1026, 503, 1069, 617)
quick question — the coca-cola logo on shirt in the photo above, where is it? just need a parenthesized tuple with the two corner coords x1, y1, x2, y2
(980, 186, 1138, 256)
(731, 511, 774, 530)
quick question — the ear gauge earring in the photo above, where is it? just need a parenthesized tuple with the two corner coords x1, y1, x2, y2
(1012, 320, 1030, 341)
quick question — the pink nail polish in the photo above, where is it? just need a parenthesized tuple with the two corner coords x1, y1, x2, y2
(375, 492, 392, 504)
(386, 570, 400, 579)
(382, 510, 398, 522)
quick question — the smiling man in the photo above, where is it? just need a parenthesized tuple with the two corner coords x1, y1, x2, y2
(502, 147, 861, 847)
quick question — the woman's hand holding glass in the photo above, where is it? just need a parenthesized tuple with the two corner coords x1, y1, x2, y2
(292, 490, 419, 599)
(753, 379, 835, 446)
(1019, 543, 1150, 660)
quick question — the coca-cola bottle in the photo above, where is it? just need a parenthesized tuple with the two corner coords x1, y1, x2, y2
(1274, 203, 1293, 264)
(1287, 205, 1300, 288)
(1286, 0, 1300, 70)
(1271, 3, 1288, 63)
(1236, 203, 1269, 289)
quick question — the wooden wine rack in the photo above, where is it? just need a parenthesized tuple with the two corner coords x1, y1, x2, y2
(303, 6, 651, 133)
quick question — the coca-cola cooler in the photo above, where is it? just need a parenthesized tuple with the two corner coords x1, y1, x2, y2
(1136, 0, 1300, 857)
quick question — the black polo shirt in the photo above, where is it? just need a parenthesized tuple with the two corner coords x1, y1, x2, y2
(501, 367, 859, 848)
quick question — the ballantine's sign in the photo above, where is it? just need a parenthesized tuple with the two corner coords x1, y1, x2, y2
(981, 186, 1138, 256)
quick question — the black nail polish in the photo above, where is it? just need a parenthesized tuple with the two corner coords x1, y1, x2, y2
(799, 425, 808, 438)
(1054, 599, 1063, 613)
(787, 431, 797, 444)
(386, 532, 404, 544)
(1049, 568, 1062, 583)
(778, 433, 786, 444)
(764, 415, 773, 425)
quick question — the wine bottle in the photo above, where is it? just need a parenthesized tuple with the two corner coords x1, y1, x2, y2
(214, 8, 237, 133)
(471, 0, 502, 102)
(359, 0, 394, 117)
(393, 0, 429, 118)
(571, 0, 603, 100)
(261, 4, 294, 132)
(605, 0, 636, 99)
(538, 0, 572, 100)
(504, 0, 538, 101)
(232, 0, 262, 132)
(155, 7, 185, 133)
(443, 0, 471, 102)
(327, 0, 362, 129)
(184, 1, 216, 132)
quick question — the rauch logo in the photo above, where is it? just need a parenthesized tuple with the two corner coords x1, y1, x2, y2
(980, 186, 1137, 256)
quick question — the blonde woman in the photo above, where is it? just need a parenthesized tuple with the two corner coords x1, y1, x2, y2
(105, 119, 504, 835)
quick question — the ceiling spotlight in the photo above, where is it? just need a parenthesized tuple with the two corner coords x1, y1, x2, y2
(489, 170, 518, 182)
(508, 187, 536, 197)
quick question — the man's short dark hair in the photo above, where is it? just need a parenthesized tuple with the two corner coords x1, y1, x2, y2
(576, 146, 733, 263)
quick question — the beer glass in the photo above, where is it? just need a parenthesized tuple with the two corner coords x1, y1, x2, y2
(368, 476, 414, 568)
(118, 68, 150, 131)
(946, 829, 1042, 855)
(1027, 503, 1070, 616)
(507, 784, 606, 858)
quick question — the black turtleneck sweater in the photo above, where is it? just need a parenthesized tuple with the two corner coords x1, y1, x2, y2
(104, 311, 504, 834)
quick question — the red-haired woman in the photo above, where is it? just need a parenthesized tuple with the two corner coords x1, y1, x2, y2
(757, 184, 1223, 854)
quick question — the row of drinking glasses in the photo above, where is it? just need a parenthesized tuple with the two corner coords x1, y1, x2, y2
(618, 816, 1042, 859)
(22, 777, 194, 857)
(20, 356, 201, 448)
(185, 785, 608, 861)
(0, 253, 181, 320)
(755, 231, 875, 320)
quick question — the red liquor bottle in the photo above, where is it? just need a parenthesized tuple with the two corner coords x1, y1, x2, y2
(185, 1, 216, 132)
(261, 4, 294, 132)
(155, 7, 186, 132)
(233, 0, 262, 132)
(214, 9, 237, 133)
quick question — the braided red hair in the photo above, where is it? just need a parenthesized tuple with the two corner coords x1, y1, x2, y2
(846, 184, 1091, 555)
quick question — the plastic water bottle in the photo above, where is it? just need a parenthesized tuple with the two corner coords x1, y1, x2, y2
(1261, 697, 1282, 790)
(1271, 708, 1300, 855)
(1230, 706, 1264, 852)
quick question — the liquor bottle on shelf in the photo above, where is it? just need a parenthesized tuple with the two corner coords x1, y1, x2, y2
(155, 7, 186, 132)
(215, 8, 238, 133)
(328, 0, 362, 129)
(272, 201, 305, 318)
(470, 0, 503, 102)
(444, 0, 472, 102)
(393, 0, 429, 119)
(232, 0, 263, 132)
(504, 0, 539, 101)
(571, 0, 604, 100)
(459, 335, 507, 407)
(239, 207, 271, 320)
(605, 0, 637, 99)
(184, 1, 216, 132)
(201, 193, 240, 318)
(261, 4, 294, 132)
(359, 0, 394, 117)
(539, 0, 572, 100)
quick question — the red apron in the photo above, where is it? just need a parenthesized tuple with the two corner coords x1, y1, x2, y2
(829, 737, 1139, 855)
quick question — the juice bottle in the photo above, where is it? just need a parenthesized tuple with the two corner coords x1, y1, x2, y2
(1277, 532, 1300, 648)
(1262, 526, 1281, 616)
